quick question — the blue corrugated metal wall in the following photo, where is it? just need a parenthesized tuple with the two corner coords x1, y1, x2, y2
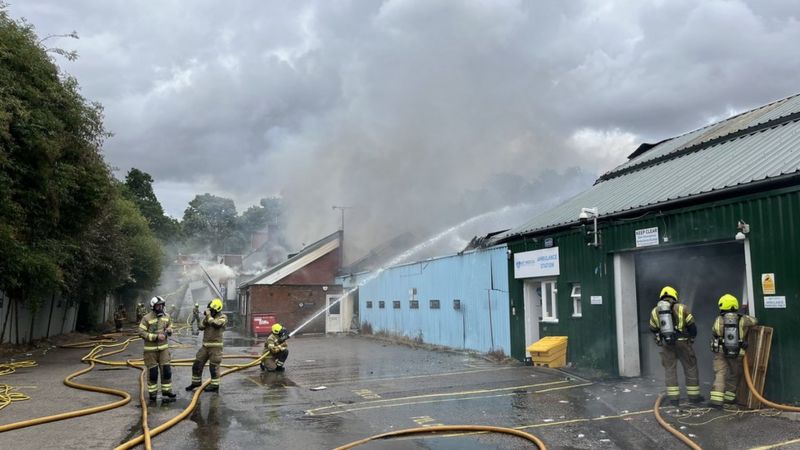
(358, 245, 511, 355)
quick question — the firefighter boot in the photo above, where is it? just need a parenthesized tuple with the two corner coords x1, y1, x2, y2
(162, 391, 177, 403)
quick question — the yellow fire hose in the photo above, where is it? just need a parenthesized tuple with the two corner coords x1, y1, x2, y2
(0, 338, 136, 433)
(114, 351, 270, 450)
(653, 394, 703, 450)
(743, 355, 800, 412)
(333, 425, 547, 449)
(126, 359, 152, 450)
(0, 360, 37, 411)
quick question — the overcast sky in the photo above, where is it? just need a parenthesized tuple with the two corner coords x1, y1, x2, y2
(11, 0, 800, 256)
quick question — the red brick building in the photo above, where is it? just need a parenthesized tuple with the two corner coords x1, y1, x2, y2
(239, 231, 343, 336)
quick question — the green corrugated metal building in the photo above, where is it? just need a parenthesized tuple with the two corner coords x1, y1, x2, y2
(496, 93, 800, 403)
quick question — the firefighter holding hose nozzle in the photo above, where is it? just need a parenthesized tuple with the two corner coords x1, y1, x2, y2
(185, 298, 227, 393)
(649, 286, 702, 406)
(261, 324, 290, 372)
(709, 294, 757, 408)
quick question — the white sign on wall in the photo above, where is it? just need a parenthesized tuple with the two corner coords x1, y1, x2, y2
(514, 247, 560, 279)
(591, 295, 603, 305)
(635, 227, 660, 247)
(764, 296, 786, 309)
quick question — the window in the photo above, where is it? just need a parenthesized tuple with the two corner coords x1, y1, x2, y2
(540, 280, 558, 322)
(452, 299, 461, 310)
(410, 300, 419, 309)
(429, 299, 440, 309)
(571, 283, 582, 318)
(393, 300, 401, 309)
(366, 301, 373, 309)
(379, 301, 385, 309)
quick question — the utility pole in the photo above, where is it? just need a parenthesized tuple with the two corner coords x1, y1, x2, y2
(332, 205, 353, 269)
(332, 205, 352, 232)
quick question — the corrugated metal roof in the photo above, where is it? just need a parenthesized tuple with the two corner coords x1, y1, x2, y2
(503, 116, 800, 238)
(608, 94, 800, 174)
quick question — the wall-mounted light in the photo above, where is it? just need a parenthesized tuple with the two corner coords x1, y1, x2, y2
(735, 220, 750, 241)
(579, 207, 600, 247)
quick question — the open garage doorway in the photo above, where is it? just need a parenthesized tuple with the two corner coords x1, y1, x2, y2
(635, 242, 747, 387)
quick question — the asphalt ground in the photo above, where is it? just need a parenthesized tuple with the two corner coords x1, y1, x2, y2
(1, 328, 800, 449)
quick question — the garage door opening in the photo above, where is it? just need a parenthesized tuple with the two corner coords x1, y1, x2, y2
(634, 242, 747, 385)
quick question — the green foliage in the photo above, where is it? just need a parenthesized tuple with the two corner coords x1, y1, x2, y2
(123, 168, 180, 242)
(0, 7, 163, 322)
(182, 193, 244, 254)
(239, 196, 284, 234)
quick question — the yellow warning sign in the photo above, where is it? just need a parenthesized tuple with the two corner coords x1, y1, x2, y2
(762, 273, 776, 295)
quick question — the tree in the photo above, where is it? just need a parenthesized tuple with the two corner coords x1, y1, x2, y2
(123, 168, 180, 242)
(0, 7, 111, 306)
(0, 6, 163, 334)
(238, 196, 284, 234)
(64, 186, 163, 329)
(182, 194, 245, 254)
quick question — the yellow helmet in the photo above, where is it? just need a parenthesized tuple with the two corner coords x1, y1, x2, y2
(272, 323, 283, 334)
(209, 298, 223, 312)
(718, 294, 739, 311)
(660, 286, 678, 302)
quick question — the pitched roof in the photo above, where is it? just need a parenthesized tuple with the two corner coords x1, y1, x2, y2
(501, 93, 800, 239)
(239, 230, 341, 287)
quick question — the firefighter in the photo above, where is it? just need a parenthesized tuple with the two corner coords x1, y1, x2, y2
(189, 303, 201, 336)
(135, 302, 145, 323)
(709, 294, 758, 407)
(113, 305, 126, 332)
(649, 286, 702, 406)
(138, 296, 176, 403)
(261, 324, 290, 372)
(185, 298, 227, 393)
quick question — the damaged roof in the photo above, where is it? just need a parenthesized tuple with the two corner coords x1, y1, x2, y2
(239, 230, 341, 287)
(501, 93, 800, 239)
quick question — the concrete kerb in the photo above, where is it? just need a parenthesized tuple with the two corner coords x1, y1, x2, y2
(353, 331, 522, 366)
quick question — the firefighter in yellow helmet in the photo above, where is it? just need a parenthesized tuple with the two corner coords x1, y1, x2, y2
(649, 286, 701, 406)
(138, 296, 176, 403)
(185, 298, 227, 392)
(261, 323, 290, 372)
(709, 294, 757, 407)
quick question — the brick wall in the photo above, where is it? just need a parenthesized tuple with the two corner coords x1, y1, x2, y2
(277, 249, 340, 284)
(247, 284, 343, 335)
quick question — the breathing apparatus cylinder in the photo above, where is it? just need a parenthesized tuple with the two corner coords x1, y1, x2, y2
(722, 312, 741, 358)
(657, 300, 677, 345)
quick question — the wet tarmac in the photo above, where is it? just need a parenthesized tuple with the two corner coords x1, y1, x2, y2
(2, 331, 800, 449)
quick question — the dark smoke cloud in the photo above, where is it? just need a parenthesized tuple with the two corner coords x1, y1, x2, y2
(13, 0, 800, 258)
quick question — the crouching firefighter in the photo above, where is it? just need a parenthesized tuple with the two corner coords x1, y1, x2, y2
(186, 298, 227, 393)
(709, 294, 757, 407)
(649, 286, 701, 406)
(261, 324, 290, 372)
(138, 296, 176, 403)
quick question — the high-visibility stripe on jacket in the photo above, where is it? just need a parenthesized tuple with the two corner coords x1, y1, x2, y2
(138, 312, 172, 351)
(199, 312, 227, 348)
(265, 333, 287, 354)
(712, 313, 757, 356)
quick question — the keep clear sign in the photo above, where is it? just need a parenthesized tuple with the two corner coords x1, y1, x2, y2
(764, 296, 786, 309)
(635, 227, 659, 247)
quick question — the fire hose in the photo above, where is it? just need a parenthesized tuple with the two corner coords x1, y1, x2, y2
(653, 394, 702, 450)
(743, 355, 800, 412)
(333, 425, 547, 449)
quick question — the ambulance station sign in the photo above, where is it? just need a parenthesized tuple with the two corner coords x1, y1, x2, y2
(514, 247, 560, 279)
(635, 227, 660, 248)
